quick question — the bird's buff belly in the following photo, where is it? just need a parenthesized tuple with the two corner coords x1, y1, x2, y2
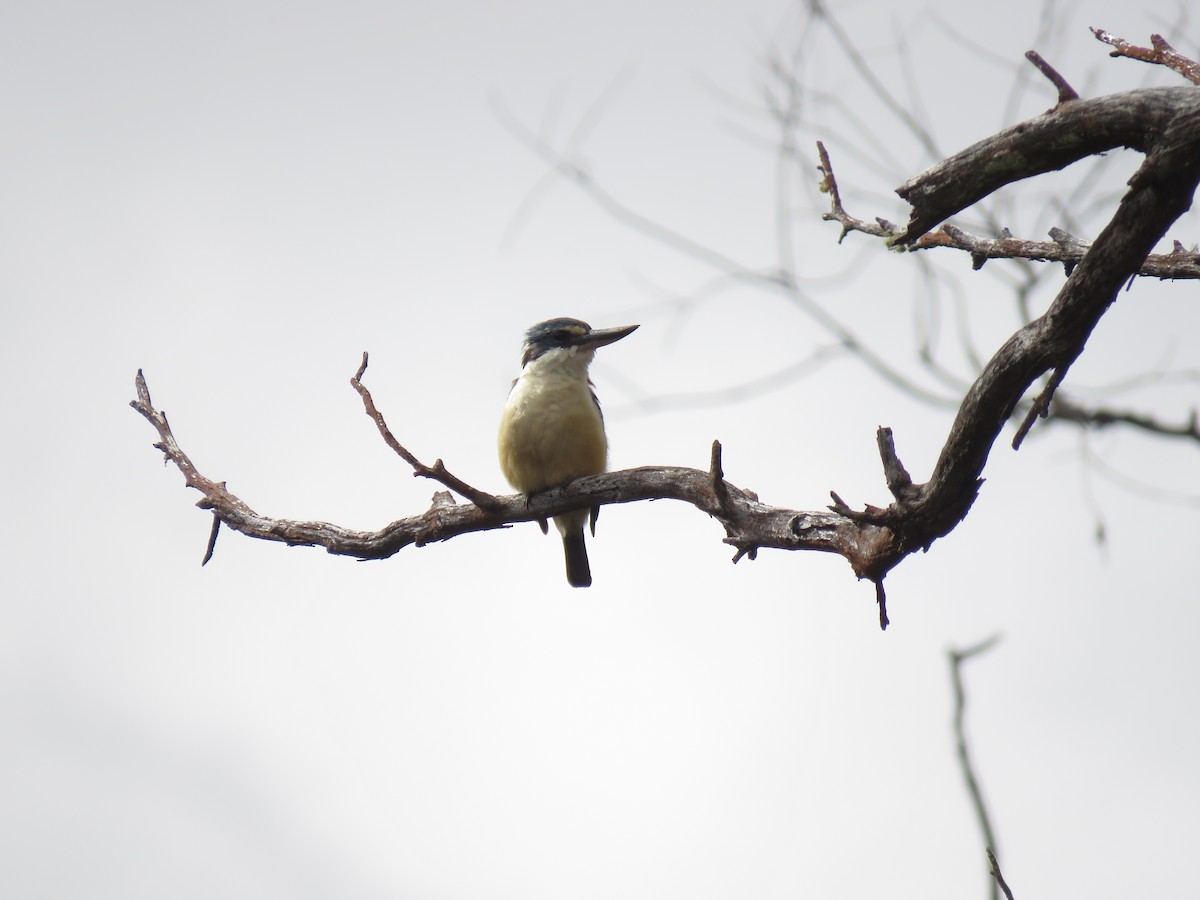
(499, 395, 607, 492)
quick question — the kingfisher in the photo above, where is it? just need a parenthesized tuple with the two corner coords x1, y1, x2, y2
(498, 317, 639, 587)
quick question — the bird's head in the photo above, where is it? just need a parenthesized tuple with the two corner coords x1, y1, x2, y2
(520, 318, 639, 368)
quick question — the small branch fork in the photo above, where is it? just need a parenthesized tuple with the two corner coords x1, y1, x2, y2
(816, 151, 1200, 282)
(819, 41, 1200, 459)
(988, 849, 1017, 900)
(815, 141, 900, 243)
(349, 352, 503, 512)
(1092, 28, 1200, 85)
(906, 226, 1199, 280)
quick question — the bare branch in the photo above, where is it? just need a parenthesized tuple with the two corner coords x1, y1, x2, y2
(838, 81, 1200, 543)
(916, 225, 1200, 279)
(1013, 366, 1068, 450)
(818, 146, 1200, 279)
(1092, 28, 1200, 85)
(895, 87, 1199, 243)
(133, 369, 920, 622)
(808, 0, 942, 160)
(950, 636, 1004, 900)
(816, 140, 898, 242)
(1080, 438, 1200, 507)
(987, 848, 1017, 900)
(1024, 49, 1080, 103)
(1048, 395, 1200, 445)
(878, 82, 1200, 462)
(499, 97, 961, 409)
(708, 439, 733, 516)
(877, 427, 919, 504)
(202, 514, 220, 566)
(349, 352, 503, 512)
(606, 343, 851, 415)
(492, 94, 751, 276)
(137, 32, 1200, 625)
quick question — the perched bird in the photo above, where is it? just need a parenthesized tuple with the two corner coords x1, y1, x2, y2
(498, 317, 639, 587)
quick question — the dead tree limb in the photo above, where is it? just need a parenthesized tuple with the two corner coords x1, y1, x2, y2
(348, 352, 505, 512)
(133, 367, 887, 587)
(1091, 28, 1200, 85)
(893, 86, 1200, 243)
(816, 146, 1200, 279)
(987, 848, 1017, 900)
(950, 636, 1005, 900)
(134, 41, 1200, 628)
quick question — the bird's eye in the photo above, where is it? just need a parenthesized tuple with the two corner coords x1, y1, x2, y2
(550, 330, 570, 343)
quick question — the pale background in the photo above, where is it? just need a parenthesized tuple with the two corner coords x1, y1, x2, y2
(3, 1, 1198, 897)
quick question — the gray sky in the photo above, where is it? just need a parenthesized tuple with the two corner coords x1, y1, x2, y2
(3, 1, 1198, 897)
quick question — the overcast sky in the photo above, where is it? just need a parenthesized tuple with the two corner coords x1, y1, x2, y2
(3, 1, 1198, 897)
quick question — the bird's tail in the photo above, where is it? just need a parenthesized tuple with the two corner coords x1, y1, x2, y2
(562, 530, 592, 588)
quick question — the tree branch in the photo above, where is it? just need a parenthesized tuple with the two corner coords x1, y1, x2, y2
(132, 368, 901, 605)
(816, 140, 898, 242)
(348, 352, 504, 512)
(1091, 28, 1200, 85)
(1047, 395, 1200, 445)
(950, 636, 1004, 900)
(987, 848, 1017, 900)
(135, 37, 1200, 628)
(909, 224, 1198, 280)
(1024, 49, 1079, 104)
(818, 144, 1200, 279)
(818, 77, 1200, 540)
(894, 86, 1200, 243)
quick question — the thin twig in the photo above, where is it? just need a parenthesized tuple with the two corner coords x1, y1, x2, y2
(133, 369, 910, 598)
(1092, 28, 1200, 85)
(504, 86, 963, 410)
(809, 0, 942, 160)
(605, 343, 852, 416)
(709, 439, 730, 513)
(819, 140, 1200, 281)
(987, 848, 1016, 900)
(950, 636, 1004, 900)
(1013, 366, 1068, 449)
(1024, 50, 1080, 103)
(1049, 395, 1200, 445)
(876, 427, 918, 503)
(350, 353, 503, 511)
(860, 221, 1200, 279)
(816, 140, 897, 242)
(202, 514, 221, 565)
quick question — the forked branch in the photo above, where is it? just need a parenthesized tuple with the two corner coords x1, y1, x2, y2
(1092, 28, 1200, 85)
(132, 365, 916, 626)
(135, 36, 1200, 629)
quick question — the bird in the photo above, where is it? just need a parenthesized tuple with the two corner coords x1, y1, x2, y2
(498, 317, 639, 587)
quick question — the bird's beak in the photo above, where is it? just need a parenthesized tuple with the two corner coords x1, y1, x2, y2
(578, 324, 639, 349)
